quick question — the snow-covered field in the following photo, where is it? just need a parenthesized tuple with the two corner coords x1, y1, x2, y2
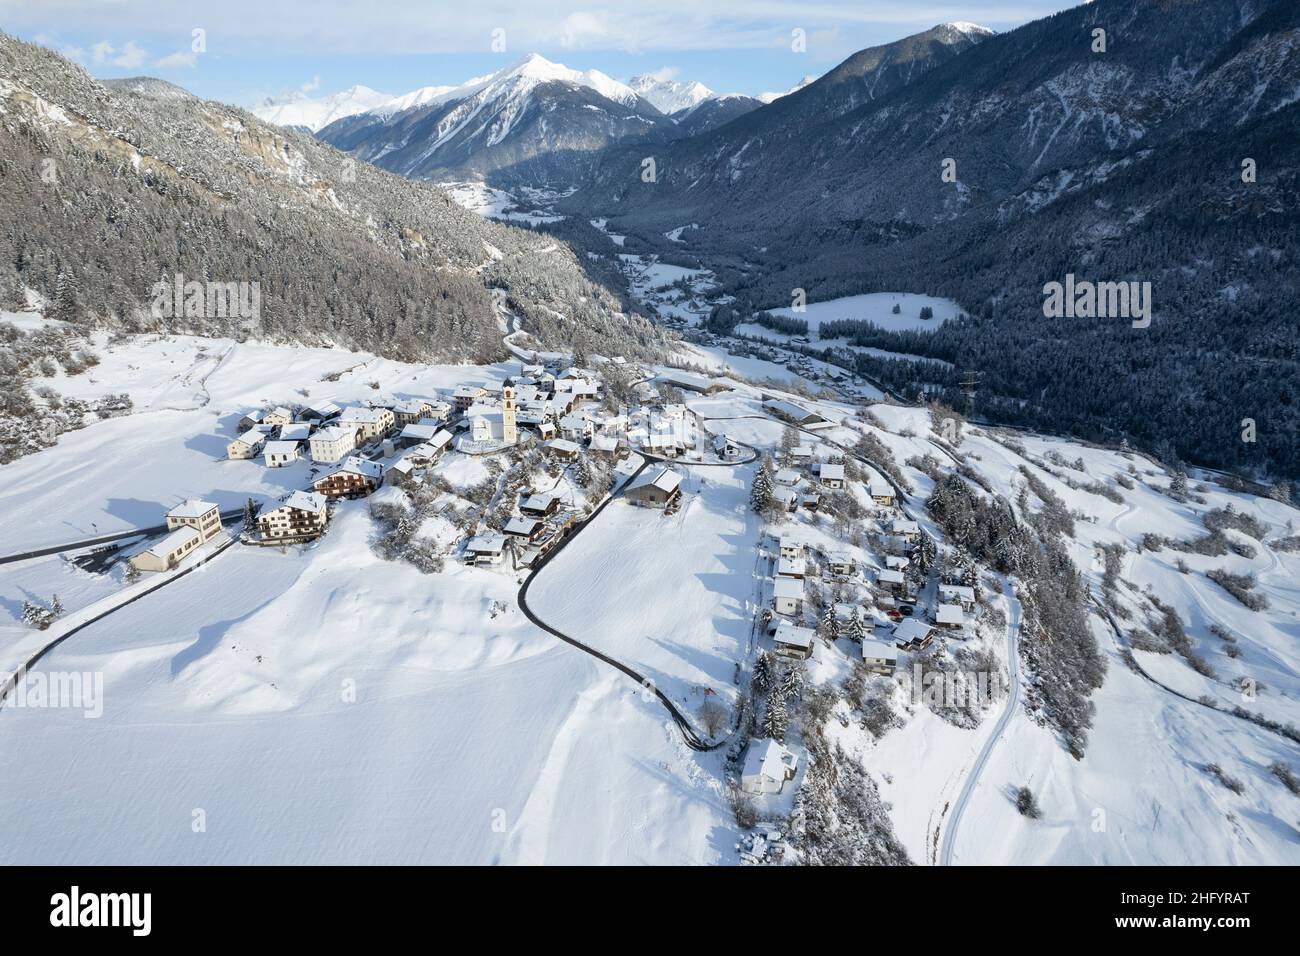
(528, 463, 762, 720)
(767, 292, 963, 333)
(3, 317, 1297, 866)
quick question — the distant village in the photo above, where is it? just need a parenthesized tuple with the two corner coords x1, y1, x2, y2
(118, 351, 990, 816)
(128, 360, 743, 574)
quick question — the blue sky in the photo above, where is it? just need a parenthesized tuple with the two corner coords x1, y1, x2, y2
(3, 0, 1081, 106)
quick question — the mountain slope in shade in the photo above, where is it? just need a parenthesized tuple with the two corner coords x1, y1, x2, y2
(252, 84, 392, 133)
(0, 33, 667, 364)
(568, 0, 1300, 479)
(317, 53, 673, 188)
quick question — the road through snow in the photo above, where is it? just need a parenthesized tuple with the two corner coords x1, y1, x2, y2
(938, 576, 1023, 866)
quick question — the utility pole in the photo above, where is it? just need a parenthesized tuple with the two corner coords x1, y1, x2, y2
(959, 369, 980, 419)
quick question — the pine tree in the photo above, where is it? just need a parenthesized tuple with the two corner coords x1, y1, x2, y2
(751, 651, 773, 692)
(781, 663, 804, 701)
(243, 497, 259, 529)
(750, 462, 772, 514)
(762, 694, 789, 743)
(50, 594, 63, 619)
(818, 604, 838, 644)
(21, 600, 46, 629)
(846, 612, 867, 643)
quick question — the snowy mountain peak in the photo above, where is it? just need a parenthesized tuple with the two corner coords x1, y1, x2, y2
(757, 75, 817, 105)
(252, 84, 392, 132)
(492, 53, 641, 107)
(628, 74, 715, 115)
(944, 21, 995, 36)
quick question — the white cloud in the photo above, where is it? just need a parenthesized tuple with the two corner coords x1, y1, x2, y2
(155, 50, 198, 69)
(301, 75, 321, 93)
(645, 66, 680, 82)
(90, 40, 114, 64)
(8, 2, 1068, 56)
(111, 40, 147, 69)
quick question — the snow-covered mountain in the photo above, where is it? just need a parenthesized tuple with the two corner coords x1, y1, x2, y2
(628, 74, 762, 135)
(0, 32, 664, 366)
(756, 75, 818, 104)
(316, 53, 672, 187)
(627, 74, 714, 114)
(252, 84, 393, 133)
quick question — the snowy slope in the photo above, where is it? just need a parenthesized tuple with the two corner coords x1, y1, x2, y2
(251, 84, 393, 132)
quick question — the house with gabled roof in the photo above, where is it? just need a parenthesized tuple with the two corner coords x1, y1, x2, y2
(773, 620, 815, 660)
(741, 739, 799, 795)
(263, 440, 301, 468)
(227, 429, 267, 460)
(312, 456, 384, 499)
(625, 467, 682, 508)
(257, 490, 329, 540)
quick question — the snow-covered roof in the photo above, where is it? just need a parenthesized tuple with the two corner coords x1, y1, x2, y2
(521, 491, 563, 511)
(278, 423, 311, 441)
(465, 533, 506, 554)
(791, 445, 812, 457)
(338, 406, 391, 424)
(774, 620, 814, 649)
(940, 584, 976, 602)
(304, 400, 341, 417)
(140, 525, 201, 557)
(280, 490, 326, 513)
(545, 438, 581, 453)
(820, 463, 845, 481)
(773, 578, 803, 599)
(630, 467, 682, 495)
(893, 518, 920, 535)
(742, 739, 797, 783)
(936, 604, 965, 625)
(861, 639, 897, 662)
(167, 499, 218, 519)
(400, 423, 440, 441)
(263, 440, 300, 456)
(868, 474, 893, 495)
(893, 619, 934, 644)
(827, 550, 854, 566)
(779, 536, 803, 551)
(503, 516, 543, 536)
(777, 556, 805, 576)
(328, 456, 384, 479)
(232, 429, 265, 447)
(312, 425, 353, 443)
(878, 568, 905, 585)
(774, 468, 801, 485)
(591, 433, 620, 452)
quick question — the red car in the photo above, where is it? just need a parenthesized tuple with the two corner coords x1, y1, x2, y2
(886, 610, 903, 622)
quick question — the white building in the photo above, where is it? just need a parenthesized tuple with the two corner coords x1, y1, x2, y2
(773, 620, 815, 660)
(778, 537, 804, 561)
(861, 639, 899, 676)
(263, 440, 301, 468)
(227, 429, 266, 460)
(936, 603, 965, 629)
(257, 491, 329, 540)
(820, 462, 845, 489)
(166, 499, 223, 543)
(773, 577, 803, 616)
(337, 406, 395, 443)
(741, 739, 799, 795)
(939, 584, 977, 611)
(309, 425, 358, 464)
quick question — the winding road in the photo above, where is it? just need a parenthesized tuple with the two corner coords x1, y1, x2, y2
(938, 576, 1023, 866)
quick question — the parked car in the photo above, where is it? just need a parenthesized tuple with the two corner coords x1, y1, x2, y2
(887, 610, 903, 622)
(899, 605, 915, 616)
